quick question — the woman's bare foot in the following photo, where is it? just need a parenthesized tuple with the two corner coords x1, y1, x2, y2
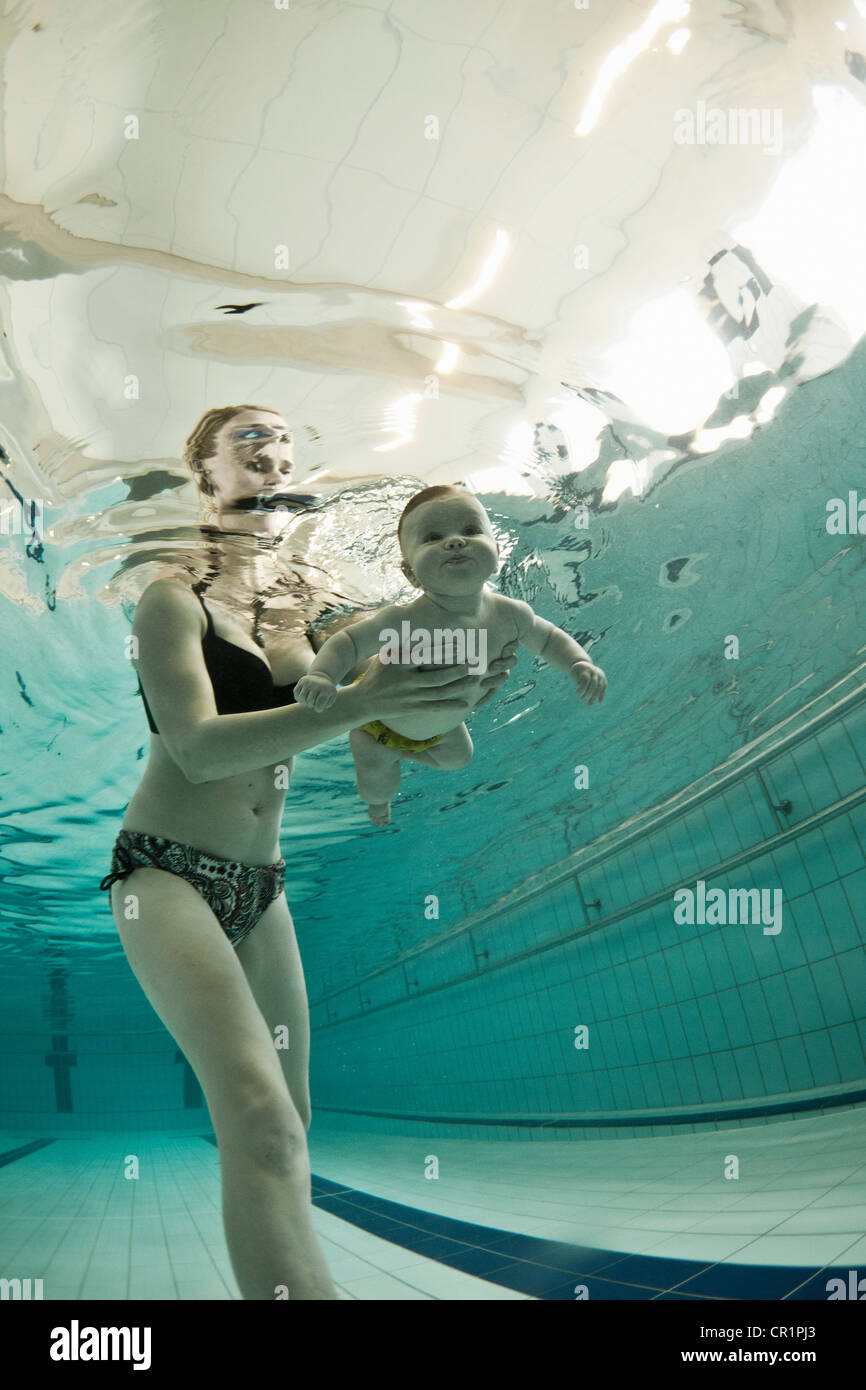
(366, 801, 391, 825)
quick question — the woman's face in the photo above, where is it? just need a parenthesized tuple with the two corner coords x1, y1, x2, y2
(204, 409, 295, 509)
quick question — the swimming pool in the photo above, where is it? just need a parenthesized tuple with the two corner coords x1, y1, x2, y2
(0, 0, 864, 1306)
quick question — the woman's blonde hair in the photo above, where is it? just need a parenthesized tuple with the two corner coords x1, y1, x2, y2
(184, 404, 289, 498)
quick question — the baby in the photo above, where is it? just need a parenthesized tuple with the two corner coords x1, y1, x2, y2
(294, 485, 607, 823)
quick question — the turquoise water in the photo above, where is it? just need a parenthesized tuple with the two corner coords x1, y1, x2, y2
(0, 333, 864, 1130)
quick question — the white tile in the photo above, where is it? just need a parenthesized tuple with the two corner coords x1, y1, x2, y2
(724, 1233, 865, 1266)
(398, 1261, 533, 1299)
(43, 1283, 82, 1301)
(322, 1250, 383, 1281)
(337, 1272, 434, 1299)
(635, 1232, 760, 1261)
(629, 1211, 739, 1233)
(767, 1206, 866, 1236)
(808, 1184, 866, 1206)
(725, 1189, 822, 1211)
(829, 1234, 866, 1263)
(678, 1211, 789, 1236)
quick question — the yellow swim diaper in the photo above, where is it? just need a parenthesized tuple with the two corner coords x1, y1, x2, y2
(351, 671, 446, 752)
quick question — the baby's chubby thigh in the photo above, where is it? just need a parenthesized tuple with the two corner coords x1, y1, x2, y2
(349, 727, 402, 803)
(422, 722, 473, 769)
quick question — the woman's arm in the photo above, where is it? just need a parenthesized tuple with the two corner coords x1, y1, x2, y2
(133, 581, 483, 784)
(184, 688, 387, 783)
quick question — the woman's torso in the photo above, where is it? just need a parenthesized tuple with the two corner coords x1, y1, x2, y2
(122, 585, 317, 863)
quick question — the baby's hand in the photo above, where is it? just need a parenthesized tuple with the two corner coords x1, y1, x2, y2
(295, 672, 338, 711)
(570, 660, 607, 706)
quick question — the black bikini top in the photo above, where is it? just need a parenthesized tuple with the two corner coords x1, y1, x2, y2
(137, 587, 298, 735)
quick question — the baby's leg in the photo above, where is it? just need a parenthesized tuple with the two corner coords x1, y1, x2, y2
(401, 723, 473, 770)
(348, 729, 402, 825)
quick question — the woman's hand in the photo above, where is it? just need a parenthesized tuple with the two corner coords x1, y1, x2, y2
(351, 640, 519, 723)
(474, 639, 518, 709)
(352, 657, 482, 723)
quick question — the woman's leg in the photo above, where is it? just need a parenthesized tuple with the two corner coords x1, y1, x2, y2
(109, 867, 338, 1301)
(234, 895, 311, 1131)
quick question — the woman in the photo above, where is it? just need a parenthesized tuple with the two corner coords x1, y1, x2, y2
(100, 404, 517, 1301)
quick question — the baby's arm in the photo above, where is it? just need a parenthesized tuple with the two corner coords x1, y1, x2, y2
(508, 599, 607, 706)
(294, 608, 398, 711)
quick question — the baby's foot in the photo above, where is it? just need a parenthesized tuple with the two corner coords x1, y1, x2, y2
(366, 801, 391, 825)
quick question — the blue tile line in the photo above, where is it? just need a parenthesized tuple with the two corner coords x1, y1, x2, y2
(0, 1138, 55, 1167)
(312, 1088, 866, 1126)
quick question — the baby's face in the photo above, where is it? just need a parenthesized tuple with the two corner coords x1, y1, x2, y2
(400, 495, 499, 594)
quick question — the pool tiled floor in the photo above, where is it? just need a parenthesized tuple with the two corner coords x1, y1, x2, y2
(0, 1107, 863, 1299)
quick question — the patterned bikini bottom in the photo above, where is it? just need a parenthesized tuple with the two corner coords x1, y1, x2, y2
(99, 829, 286, 949)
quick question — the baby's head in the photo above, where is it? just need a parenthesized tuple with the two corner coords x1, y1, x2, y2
(397, 485, 499, 594)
